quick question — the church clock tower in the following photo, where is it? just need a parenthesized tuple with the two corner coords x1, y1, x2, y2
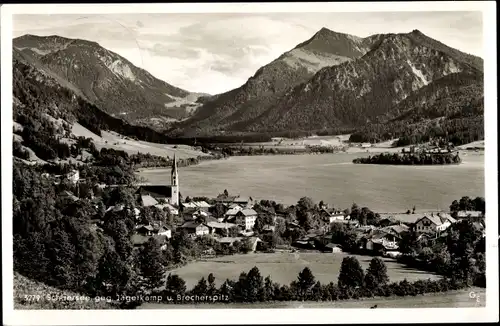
(171, 154, 179, 206)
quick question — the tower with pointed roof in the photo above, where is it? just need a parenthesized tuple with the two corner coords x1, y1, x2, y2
(171, 154, 179, 205)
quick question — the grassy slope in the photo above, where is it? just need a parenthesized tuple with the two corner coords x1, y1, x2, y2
(70, 122, 210, 159)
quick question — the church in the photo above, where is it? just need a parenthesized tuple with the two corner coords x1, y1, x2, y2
(135, 154, 180, 206)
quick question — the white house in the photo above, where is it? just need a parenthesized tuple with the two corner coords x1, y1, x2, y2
(133, 207, 141, 219)
(181, 201, 212, 211)
(66, 170, 80, 184)
(456, 210, 483, 219)
(324, 243, 342, 253)
(234, 209, 258, 231)
(224, 205, 244, 219)
(180, 221, 210, 237)
(328, 213, 345, 223)
(320, 208, 348, 223)
(414, 213, 457, 234)
(156, 226, 172, 239)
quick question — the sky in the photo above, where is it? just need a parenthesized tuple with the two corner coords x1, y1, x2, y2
(13, 12, 483, 95)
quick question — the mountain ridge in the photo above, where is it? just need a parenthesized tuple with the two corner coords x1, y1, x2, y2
(175, 28, 483, 135)
(176, 27, 377, 135)
(13, 34, 207, 129)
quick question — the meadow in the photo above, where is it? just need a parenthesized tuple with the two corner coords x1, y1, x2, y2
(71, 122, 208, 159)
(167, 252, 441, 290)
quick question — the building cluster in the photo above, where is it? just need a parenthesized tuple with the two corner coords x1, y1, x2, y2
(401, 143, 456, 155)
(71, 154, 485, 260)
(291, 210, 485, 259)
(125, 155, 266, 250)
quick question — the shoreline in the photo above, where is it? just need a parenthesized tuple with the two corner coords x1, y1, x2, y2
(136, 149, 479, 172)
(134, 149, 399, 171)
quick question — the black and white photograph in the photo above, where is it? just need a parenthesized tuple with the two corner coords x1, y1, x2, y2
(1, 2, 498, 325)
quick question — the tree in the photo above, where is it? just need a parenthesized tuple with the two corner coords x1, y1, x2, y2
(297, 197, 314, 211)
(240, 238, 253, 254)
(296, 267, 316, 300)
(233, 272, 248, 302)
(472, 197, 485, 214)
(311, 281, 323, 301)
(224, 189, 229, 197)
(211, 203, 226, 219)
(459, 196, 474, 211)
(207, 273, 217, 296)
(398, 230, 420, 256)
(138, 238, 165, 289)
(342, 231, 359, 252)
(338, 256, 365, 289)
(263, 276, 274, 301)
(253, 216, 264, 233)
(449, 200, 460, 214)
(297, 211, 314, 231)
(418, 247, 435, 264)
(165, 273, 186, 298)
(275, 218, 286, 236)
(365, 257, 389, 289)
(191, 277, 208, 297)
(363, 273, 378, 291)
(92, 246, 131, 297)
(245, 267, 264, 302)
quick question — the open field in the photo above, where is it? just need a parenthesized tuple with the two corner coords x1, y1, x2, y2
(235, 134, 405, 154)
(457, 140, 485, 150)
(167, 252, 441, 290)
(243, 134, 351, 148)
(71, 123, 209, 159)
(139, 287, 485, 309)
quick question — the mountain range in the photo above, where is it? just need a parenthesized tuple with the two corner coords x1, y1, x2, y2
(13, 34, 209, 130)
(173, 29, 483, 136)
(12, 28, 484, 144)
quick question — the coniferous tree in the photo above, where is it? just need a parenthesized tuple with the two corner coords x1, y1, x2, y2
(138, 238, 165, 289)
(296, 267, 316, 300)
(365, 257, 389, 289)
(338, 256, 365, 289)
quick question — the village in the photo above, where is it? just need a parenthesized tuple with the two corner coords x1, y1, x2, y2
(52, 154, 485, 264)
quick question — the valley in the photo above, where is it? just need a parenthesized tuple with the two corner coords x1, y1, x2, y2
(10, 15, 488, 315)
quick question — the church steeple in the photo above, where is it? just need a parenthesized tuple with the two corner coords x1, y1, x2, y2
(172, 154, 178, 180)
(171, 154, 179, 205)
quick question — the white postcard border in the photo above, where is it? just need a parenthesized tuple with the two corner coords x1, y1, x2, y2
(1, 2, 498, 325)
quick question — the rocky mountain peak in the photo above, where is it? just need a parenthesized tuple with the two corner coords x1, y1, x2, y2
(13, 34, 206, 128)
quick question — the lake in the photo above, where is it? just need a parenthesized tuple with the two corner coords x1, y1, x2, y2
(138, 152, 484, 212)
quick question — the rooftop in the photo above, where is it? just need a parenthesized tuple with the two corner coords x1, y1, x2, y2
(206, 221, 237, 229)
(457, 210, 483, 217)
(180, 221, 208, 229)
(236, 208, 258, 217)
(217, 237, 243, 244)
(136, 185, 172, 198)
(182, 201, 211, 208)
(141, 194, 159, 207)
